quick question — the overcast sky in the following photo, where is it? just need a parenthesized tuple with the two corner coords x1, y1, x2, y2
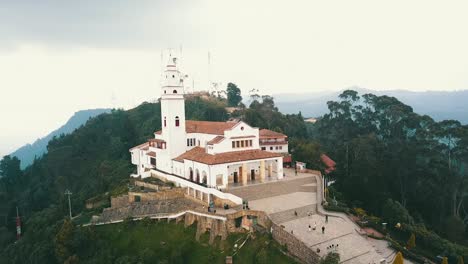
(1, 0, 468, 157)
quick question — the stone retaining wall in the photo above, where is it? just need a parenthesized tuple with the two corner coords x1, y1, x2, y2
(128, 188, 185, 202)
(271, 222, 319, 264)
(110, 195, 129, 208)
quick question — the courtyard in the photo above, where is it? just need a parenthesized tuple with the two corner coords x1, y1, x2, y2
(228, 168, 400, 264)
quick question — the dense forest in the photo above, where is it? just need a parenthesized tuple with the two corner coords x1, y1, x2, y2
(0, 88, 467, 263)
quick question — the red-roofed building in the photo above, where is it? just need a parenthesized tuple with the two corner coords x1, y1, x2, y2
(129, 53, 286, 190)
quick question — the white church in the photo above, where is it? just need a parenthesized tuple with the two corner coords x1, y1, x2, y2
(130, 55, 289, 190)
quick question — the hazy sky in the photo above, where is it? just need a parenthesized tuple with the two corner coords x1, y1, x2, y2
(1, 0, 468, 157)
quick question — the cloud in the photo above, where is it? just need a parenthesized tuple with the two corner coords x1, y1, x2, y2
(0, 0, 208, 49)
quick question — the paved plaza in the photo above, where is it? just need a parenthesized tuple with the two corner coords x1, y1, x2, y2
(228, 168, 399, 264)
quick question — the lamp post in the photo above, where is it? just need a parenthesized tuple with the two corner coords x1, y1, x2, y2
(64, 189, 72, 219)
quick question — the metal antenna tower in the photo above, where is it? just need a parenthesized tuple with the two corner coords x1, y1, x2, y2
(64, 189, 73, 219)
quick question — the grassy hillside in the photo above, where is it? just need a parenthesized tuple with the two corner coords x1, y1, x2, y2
(68, 220, 296, 264)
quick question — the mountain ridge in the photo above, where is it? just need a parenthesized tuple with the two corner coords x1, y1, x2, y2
(273, 88, 468, 124)
(9, 108, 111, 169)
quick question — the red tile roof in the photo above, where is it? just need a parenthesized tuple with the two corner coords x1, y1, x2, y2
(174, 147, 282, 165)
(321, 154, 336, 174)
(129, 142, 149, 151)
(186, 120, 238, 135)
(149, 138, 166, 143)
(259, 129, 287, 139)
(207, 136, 225, 145)
(154, 121, 239, 135)
(231, 135, 256, 139)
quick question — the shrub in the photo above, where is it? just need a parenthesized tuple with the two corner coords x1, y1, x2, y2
(382, 199, 414, 226)
(443, 216, 465, 243)
(320, 252, 340, 264)
(353, 208, 367, 218)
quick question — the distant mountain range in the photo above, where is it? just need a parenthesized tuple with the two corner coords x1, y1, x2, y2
(273, 88, 468, 124)
(10, 109, 111, 169)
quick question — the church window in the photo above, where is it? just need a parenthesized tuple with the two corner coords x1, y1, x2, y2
(173, 89, 177, 94)
(261, 147, 266, 150)
(187, 139, 190, 146)
(249, 140, 253, 146)
(236, 141, 240, 148)
(232, 141, 235, 148)
(175, 116, 180, 127)
(270, 147, 273, 150)
(241, 141, 245, 147)
(164, 117, 167, 127)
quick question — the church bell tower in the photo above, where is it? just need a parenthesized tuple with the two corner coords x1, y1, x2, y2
(160, 54, 187, 162)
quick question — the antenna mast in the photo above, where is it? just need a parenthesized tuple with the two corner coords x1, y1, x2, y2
(64, 189, 73, 219)
(16, 207, 21, 240)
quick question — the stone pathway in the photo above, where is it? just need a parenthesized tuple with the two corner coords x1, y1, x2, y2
(227, 169, 398, 264)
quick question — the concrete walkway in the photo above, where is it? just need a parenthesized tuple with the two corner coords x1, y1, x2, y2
(227, 168, 400, 264)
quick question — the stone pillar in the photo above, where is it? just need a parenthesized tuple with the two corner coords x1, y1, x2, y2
(260, 160, 266, 182)
(242, 163, 248, 185)
(276, 158, 283, 179)
(268, 163, 273, 177)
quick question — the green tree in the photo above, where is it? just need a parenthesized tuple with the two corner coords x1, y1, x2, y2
(226, 83, 242, 106)
(444, 216, 465, 242)
(382, 199, 414, 226)
(54, 219, 75, 262)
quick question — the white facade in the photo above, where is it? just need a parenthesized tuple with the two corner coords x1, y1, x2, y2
(130, 54, 287, 190)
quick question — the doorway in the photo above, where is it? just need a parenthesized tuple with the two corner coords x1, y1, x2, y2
(233, 172, 239, 183)
(251, 169, 255, 181)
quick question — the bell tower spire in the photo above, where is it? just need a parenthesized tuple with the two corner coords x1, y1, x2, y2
(159, 52, 186, 170)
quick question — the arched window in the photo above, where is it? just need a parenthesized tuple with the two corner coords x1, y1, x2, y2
(173, 89, 177, 94)
(164, 90, 166, 94)
(175, 116, 180, 127)
(164, 117, 167, 127)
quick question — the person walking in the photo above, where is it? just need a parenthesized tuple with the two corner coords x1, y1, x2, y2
(294, 210, 298, 217)
(322, 226, 325, 234)
(313, 222, 317, 231)
(325, 214, 329, 223)
(308, 224, 311, 232)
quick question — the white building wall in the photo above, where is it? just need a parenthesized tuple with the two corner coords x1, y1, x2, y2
(260, 144, 289, 153)
(185, 133, 218, 149)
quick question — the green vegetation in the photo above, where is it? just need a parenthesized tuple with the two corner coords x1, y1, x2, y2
(1, 85, 468, 262)
(226, 82, 242, 107)
(0, 96, 229, 263)
(320, 252, 340, 264)
(52, 219, 296, 264)
(315, 90, 468, 261)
